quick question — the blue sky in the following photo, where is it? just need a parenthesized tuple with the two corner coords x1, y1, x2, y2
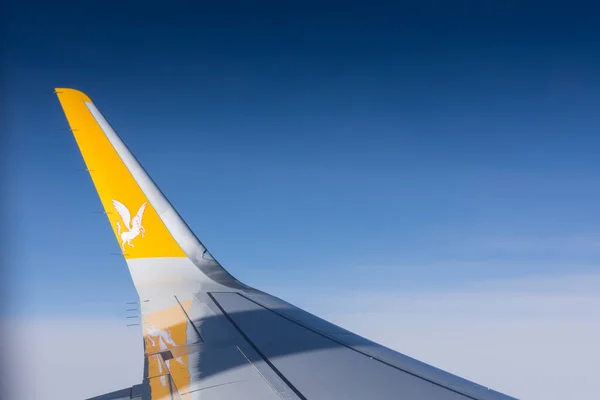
(5, 1, 600, 314)
(4, 2, 600, 399)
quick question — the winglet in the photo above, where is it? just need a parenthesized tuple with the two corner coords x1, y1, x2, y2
(55, 88, 245, 288)
(55, 88, 186, 259)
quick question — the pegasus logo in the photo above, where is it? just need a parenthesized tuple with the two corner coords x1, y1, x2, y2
(112, 200, 147, 250)
(145, 324, 184, 387)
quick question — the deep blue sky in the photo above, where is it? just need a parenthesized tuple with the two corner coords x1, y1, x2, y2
(4, 1, 600, 316)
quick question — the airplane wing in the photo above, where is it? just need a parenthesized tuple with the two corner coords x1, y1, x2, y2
(55, 88, 518, 400)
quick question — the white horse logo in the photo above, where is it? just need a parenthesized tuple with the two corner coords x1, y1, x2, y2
(145, 324, 184, 387)
(112, 200, 147, 250)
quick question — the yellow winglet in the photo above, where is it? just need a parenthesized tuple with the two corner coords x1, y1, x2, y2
(55, 88, 186, 259)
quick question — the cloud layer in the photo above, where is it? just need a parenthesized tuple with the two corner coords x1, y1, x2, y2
(298, 273, 600, 399)
(4, 273, 599, 399)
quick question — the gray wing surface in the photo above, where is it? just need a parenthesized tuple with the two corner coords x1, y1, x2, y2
(199, 290, 515, 400)
(89, 287, 517, 400)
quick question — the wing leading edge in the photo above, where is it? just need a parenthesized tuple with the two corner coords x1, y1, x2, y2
(55, 88, 518, 400)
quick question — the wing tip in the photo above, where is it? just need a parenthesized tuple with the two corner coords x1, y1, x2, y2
(54, 87, 92, 102)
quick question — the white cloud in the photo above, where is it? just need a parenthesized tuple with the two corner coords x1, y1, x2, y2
(2, 318, 143, 400)
(4, 273, 599, 400)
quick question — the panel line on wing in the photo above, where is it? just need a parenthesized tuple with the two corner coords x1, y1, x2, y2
(236, 293, 485, 400)
(236, 345, 286, 400)
(174, 294, 205, 343)
(207, 293, 308, 400)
